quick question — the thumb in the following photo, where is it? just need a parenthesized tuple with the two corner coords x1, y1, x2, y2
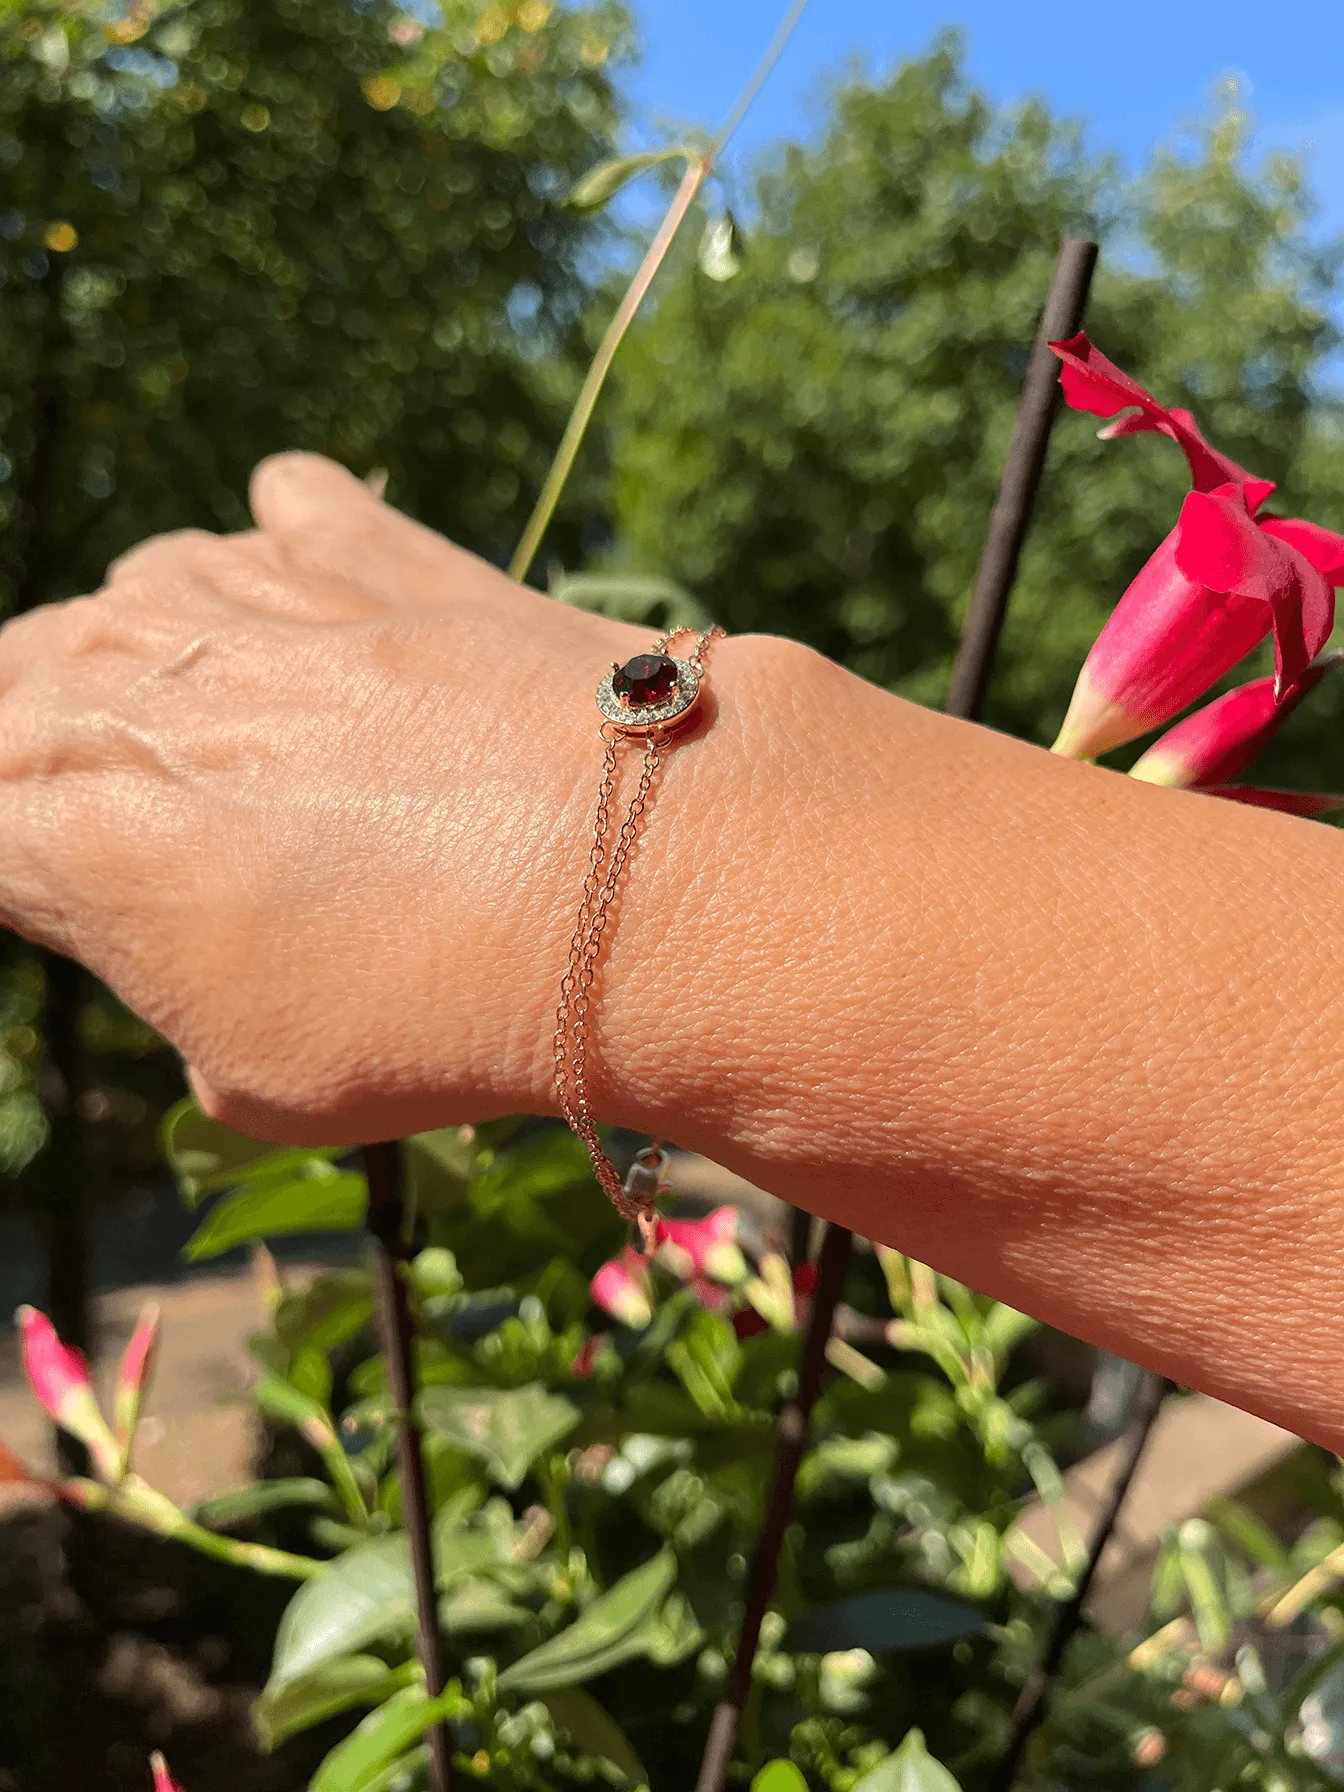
(249, 451, 384, 536)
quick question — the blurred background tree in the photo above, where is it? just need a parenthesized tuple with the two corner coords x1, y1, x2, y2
(604, 40, 1344, 784)
(1, 0, 631, 606)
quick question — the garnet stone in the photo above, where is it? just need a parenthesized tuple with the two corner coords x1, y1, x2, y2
(612, 652, 679, 708)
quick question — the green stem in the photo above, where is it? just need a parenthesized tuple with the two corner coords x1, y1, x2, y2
(509, 156, 706, 585)
(315, 1431, 374, 1531)
(173, 1515, 327, 1580)
(709, 0, 810, 160)
(508, 0, 812, 584)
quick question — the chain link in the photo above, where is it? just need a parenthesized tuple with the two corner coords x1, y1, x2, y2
(553, 626, 723, 1224)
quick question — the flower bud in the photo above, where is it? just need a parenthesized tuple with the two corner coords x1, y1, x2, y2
(590, 1248, 653, 1329)
(114, 1303, 160, 1457)
(16, 1306, 122, 1482)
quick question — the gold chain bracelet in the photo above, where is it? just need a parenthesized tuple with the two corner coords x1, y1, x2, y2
(552, 624, 725, 1241)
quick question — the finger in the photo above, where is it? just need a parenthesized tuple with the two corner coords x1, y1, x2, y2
(107, 528, 231, 588)
(250, 450, 514, 614)
(249, 451, 385, 536)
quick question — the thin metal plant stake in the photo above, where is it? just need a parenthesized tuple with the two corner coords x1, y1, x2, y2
(691, 236, 1099, 1792)
(986, 1371, 1170, 1792)
(945, 237, 1099, 722)
(363, 1140, 455, 1792)
(693, 1224, 855, 1792)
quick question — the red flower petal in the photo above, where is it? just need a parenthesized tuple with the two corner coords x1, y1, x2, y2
(150, 1753, 186, 1792)
(1052, 529, 1271, 758)
(1206, 785, 1344, 818)
(1129, 655, 1341, 790)
(1174, 488, 1334, 697)
(1258, 517, 1344, 585)
(1050, 333, 1273, 504)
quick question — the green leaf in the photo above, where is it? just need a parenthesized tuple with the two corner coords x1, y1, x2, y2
(162, 1098, 281, 1198)
(1206, 1496, 1294, 1575)
(419, 1383, 579, 1490)
(567, 147, 693, 209)
(405, 1128, 476, 1217)
(498, 1549, 677, 1694)
(786, 1590, 986, 1655)
(253, 1655, 418, 1751)
(162, 1099, 344, 1205)
(751, 1766, 809, 1792)
(411, 1248, 462, 1300)
(253, 1374, 332, 1436)
(267, 1537, 416, 1693)
(851, 1731, 964, 1792)
(1178, 1518, 1230, 1653)
(311, 1685, 456, 1792)
(540, 1689, 649, 1788)
(195, 1477, 336, 1529)
(440, 1577, 532, 1637)
(275, 1270, 375, 1360)
(184, 1169, 367, 1258)
(980, 1302, 1038, 1358)
(550, 572, 710, 633)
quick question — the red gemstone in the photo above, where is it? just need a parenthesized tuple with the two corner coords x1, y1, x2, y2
(612, 653, 679, 708)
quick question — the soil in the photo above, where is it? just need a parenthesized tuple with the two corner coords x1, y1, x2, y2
(0, 1493, 342, 1792)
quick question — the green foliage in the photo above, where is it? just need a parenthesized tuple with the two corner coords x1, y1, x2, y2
(158, 1107, 1344, 1792)
(0, 0, 631, 614)
(604, 40, 1344, 786)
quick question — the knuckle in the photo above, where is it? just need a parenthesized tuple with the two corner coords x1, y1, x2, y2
(106, 527, 220, 586)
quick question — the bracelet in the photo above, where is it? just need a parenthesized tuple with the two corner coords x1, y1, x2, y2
(552, 624, 725, 1240)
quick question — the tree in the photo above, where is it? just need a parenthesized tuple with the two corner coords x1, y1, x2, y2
(1, 0, 631, 613)
(604, 40, 1344, 785)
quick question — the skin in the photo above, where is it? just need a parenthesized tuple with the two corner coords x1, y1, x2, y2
(3, 452, 1343, 1449)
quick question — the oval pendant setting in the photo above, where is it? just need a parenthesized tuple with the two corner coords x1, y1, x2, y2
(596, 654, 702, 734)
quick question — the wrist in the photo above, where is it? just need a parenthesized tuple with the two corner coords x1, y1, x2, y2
(554, 630, 876, 1156)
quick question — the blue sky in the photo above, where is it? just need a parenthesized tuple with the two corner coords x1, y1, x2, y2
(618, 0, 1343, 359)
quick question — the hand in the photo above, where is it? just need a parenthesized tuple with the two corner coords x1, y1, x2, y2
(0, 453, 775, 1142)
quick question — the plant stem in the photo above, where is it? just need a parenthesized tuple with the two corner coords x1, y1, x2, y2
(509, 158, 706, 585)
(709, 0, 809, 158)
(694, 1224, 853, 1792)
(172, 1516, 326, 1581)
(365, 1140, 455, 1792)
(508, 0, 812, 585)
(986, 1370, 1169, 1792)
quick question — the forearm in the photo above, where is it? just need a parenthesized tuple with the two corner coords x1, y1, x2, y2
(592, 635, 1344, 1449)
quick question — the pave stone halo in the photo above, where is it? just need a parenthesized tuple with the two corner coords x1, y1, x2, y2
(595, 652, 702, 734)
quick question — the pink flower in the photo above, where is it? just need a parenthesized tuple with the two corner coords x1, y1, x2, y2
(1129, 654, 1344, 814)
(1049, 332, 1274, 505)
(150, 1753, 185, 1792)
(654, 1207, 748, 1286)
(16, 1306, 122, 1482)
(114, 1303, 160, 1454)
(590, 1248, 653, 1330)
(1048, 334, 1344, 758)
